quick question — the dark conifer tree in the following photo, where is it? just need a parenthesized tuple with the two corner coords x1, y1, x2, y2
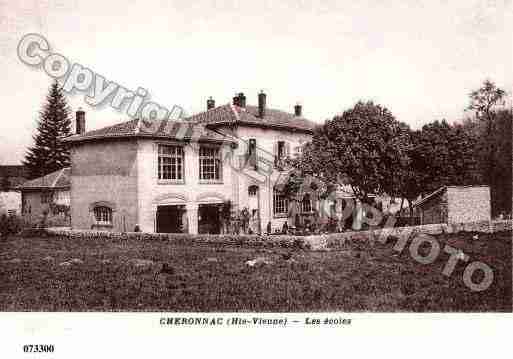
(23, 81, 72, 179)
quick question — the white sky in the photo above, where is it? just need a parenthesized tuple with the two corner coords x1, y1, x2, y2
(0, 0, 512, 165)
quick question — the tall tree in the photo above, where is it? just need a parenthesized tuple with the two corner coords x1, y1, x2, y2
(413, 119, 480, 194)
(462, 108, 512, 216)
(490, 109, 512, 216)
(389, 128, 425, 218)
(467, 80, 510, 216)
(467, 80, 506, 183)
(23, 81, 72, 179)
(296, 101, 409, 203)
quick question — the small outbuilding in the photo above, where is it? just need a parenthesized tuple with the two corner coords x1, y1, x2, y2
(0, 165, 28, 216)
(413, 185, 491, 225)
(18, 168, 71, 224)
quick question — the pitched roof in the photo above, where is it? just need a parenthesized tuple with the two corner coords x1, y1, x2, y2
(18, 167, 70, 190)
(186, 104, 318, 133)
(413, 185, 490, 208)
(0, 165, 28, 179)
(63, 118, 234, 144)
(413, 186, 447, 208)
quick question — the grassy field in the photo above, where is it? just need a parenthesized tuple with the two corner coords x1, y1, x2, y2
(0, 231, 511, 312)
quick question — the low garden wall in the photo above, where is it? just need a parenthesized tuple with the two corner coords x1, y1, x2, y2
(304, 220, 512, 250)
(43, 220, 511, 251)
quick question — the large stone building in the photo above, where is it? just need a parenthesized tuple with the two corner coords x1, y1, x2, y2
(413, 185, 491, 225)
(63, 92, 323, 234)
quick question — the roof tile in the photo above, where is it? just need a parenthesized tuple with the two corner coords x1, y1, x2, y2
(186, 104, 317, 132)
(18, 168, 70, 190)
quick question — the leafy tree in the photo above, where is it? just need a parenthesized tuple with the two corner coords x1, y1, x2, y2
(413, 120, 480, 194)
(389, 128, 424, 218)
(297, 101, 409, 203)
(490, 109, 512, 216)
(467, 80, 507, 182)
(23, 81, 72, 179)
(462, 109, 512, 216)
(467, 80, 510, 216)
(0, 176, 10, 191)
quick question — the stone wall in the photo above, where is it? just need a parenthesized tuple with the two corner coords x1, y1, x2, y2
(46, 220, 511, 251)
(447, 186, 491, 223)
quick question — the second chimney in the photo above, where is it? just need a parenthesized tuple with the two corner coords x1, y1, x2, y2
(76, 108, 85, 135)
(207, 96, 215, 110)
(258, 91, 266, 118)
(294, 103, 302, 117)
(238, 92, 246, 107)
(232, 93, 240, 107)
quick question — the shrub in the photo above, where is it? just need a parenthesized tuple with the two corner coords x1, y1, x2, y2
(45, 215, 71, 228)
(0, 214, 26, 238)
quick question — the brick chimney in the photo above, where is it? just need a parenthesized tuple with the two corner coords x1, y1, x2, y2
(238, 92, 246, 107)
(258, 91, 266, 118)
(207, 96, 215, 110)
(76, 108, 85, 135)
(294, 103, 302, 117)
(232, 93, 240, 107)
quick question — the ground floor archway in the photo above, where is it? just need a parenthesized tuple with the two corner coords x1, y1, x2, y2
(198, 203, 221, 234)
(156, 205, 186, 233)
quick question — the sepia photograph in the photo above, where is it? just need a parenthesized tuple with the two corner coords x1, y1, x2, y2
(0, 0, 512, 357)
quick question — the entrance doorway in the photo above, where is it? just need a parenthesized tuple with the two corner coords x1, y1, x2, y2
(247, 185, 261, 234)
(198, 204, 221, 234)
(156, 205, 185, 233)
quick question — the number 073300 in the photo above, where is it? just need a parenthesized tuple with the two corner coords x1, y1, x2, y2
(22, 344, 55, 353)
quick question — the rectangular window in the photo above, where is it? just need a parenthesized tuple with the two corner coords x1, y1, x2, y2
(277, 141, 285, 160)
(248, 139, 256, 155)
(199, 146, 222, 181)
(301, 194, 312, 213)
(158, 145, 184, 181)
(273, 189, 289, 216)
(94, 206, 112, 225)
(247, 139, 258, 170)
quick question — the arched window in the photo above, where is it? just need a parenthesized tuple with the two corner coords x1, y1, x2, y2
(301, 194, 312, 213)
(94, 206, 112, 225)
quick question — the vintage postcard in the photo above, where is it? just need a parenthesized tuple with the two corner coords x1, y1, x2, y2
(0, 0, 511, 357)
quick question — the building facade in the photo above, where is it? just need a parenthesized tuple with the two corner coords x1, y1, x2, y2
(64, 93, 323, 234)
(414, 185, 491, 225)
(18, 167, 71, 224)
